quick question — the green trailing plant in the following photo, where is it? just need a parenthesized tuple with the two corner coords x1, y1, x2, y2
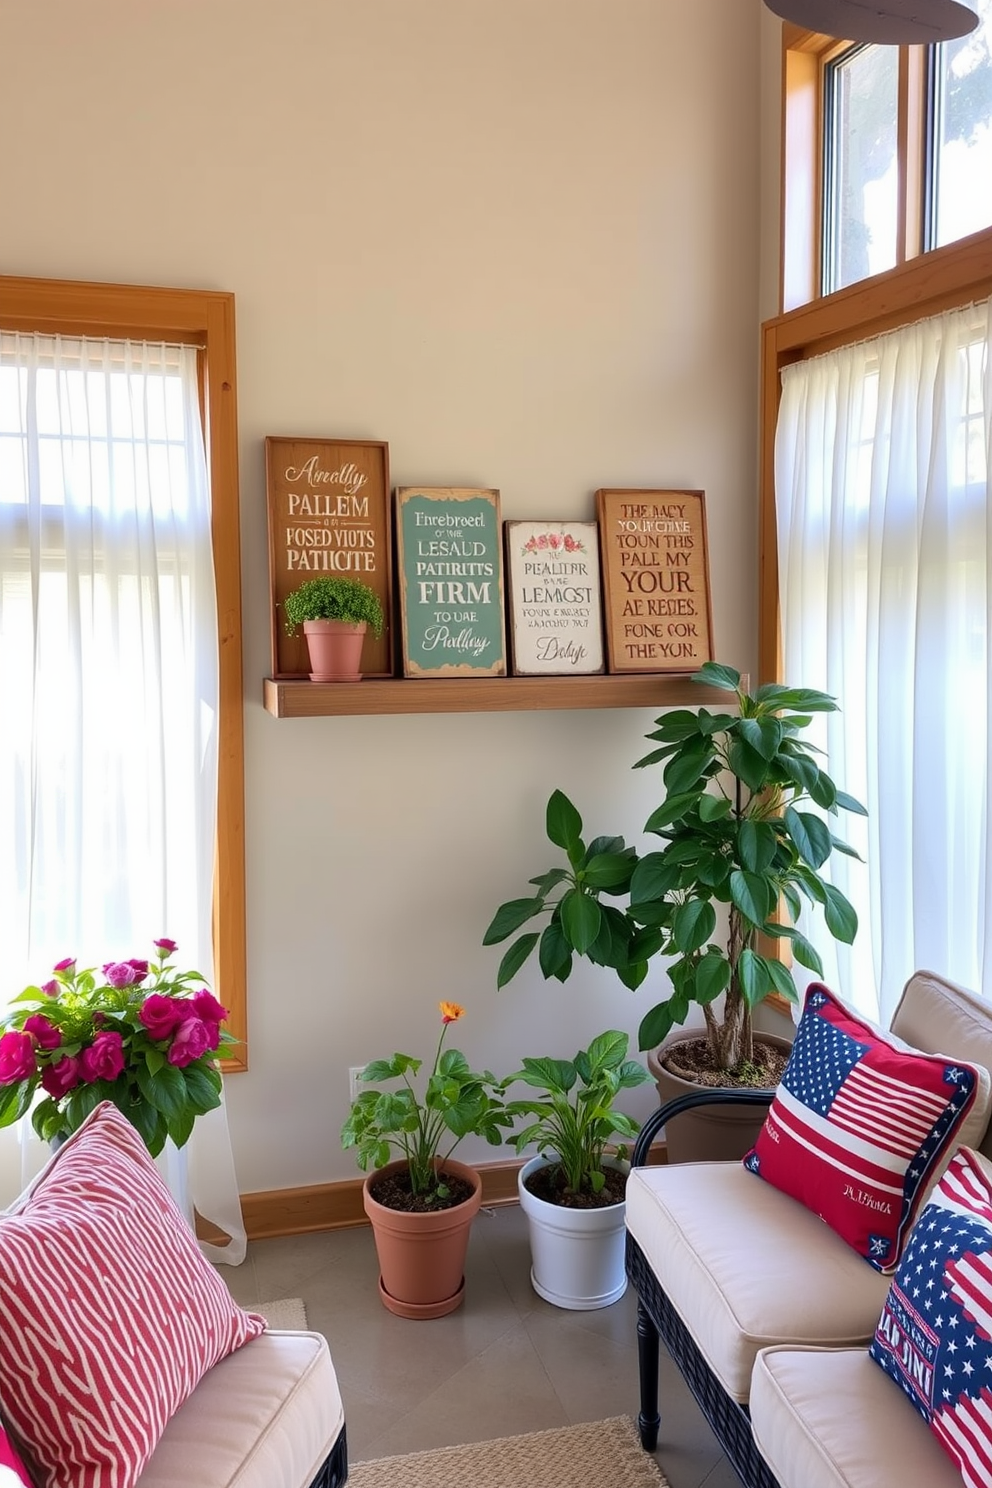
(484, 662, 866, 1074)
(501, 1030, 651, 1196)
(340, 1002, 512, 1203)
(283, 575, 384, 637)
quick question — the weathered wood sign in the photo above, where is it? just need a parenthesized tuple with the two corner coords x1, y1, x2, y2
(596, 488, 713, 672)
(265, 437, 393, 678)
(395, 487, 506, 677)
(504, 520, 604, 675)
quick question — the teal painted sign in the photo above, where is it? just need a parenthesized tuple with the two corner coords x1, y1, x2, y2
(396, 487, 506, 677)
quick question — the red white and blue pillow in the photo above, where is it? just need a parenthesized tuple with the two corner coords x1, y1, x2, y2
(870, 1147, 992, 1488)
(744, 984, 990, 1272)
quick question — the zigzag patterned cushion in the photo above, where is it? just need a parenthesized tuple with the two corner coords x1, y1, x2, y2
(871, 1147, 992, 1488)
(0, 1427, 33, 1487)
(744, 984, 991, 1272)
(0, 1101, 264, 1488)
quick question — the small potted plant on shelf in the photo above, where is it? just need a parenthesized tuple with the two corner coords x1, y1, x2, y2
(282, 575, 385, 683)
(484, 662, 865, 1161)
(501, 1029, 652, 1310)
(341, 1002, 512, 1318)
(0, 939, 234, 1156)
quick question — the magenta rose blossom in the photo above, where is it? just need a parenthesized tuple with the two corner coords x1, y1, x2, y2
(40, 979, 58, 997)
(23, 1014, 62, 1051)
(40, 1054, 81, 1098)
(79, 1030, 125, 1083)
(168, 1017, 211, 1068)
(127, 959, 149, 980)
(102, 961, 142, 988)
(53, 957, 75, 974)
(0, 1031, 37, 1082)
(139, 993, 185, 1040)
(191, 989, 228, 1024)
(153, 938, 178, 955)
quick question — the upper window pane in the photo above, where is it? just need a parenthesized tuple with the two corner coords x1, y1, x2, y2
(932, 0, 992, 248)
(824, 45, 899, 295)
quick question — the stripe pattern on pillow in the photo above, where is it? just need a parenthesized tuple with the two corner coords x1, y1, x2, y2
(0, 1102, 264, 1488)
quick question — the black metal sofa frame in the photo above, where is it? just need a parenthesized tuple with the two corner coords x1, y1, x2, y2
(626, 1088, 781, 1488)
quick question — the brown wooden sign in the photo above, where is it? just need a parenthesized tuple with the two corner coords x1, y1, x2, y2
(595, 489, 713, 673)
(266, 438, 393, 678)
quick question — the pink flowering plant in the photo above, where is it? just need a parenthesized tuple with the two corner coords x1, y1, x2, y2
(0, 939, 235, 1155)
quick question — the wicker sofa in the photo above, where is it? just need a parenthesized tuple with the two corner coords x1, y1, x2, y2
(624, 970, 992, 1488)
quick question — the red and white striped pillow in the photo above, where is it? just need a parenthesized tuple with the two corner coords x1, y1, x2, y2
(0, 1102, 265, 1488)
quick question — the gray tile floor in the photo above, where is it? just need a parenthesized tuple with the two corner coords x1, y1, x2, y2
(219, 1203, 738, 1488)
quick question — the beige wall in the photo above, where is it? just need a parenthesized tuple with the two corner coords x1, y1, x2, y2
(1, 0, 767, 1192)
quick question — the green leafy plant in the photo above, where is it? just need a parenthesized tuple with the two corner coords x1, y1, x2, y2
(341, 1002, 512, 1204)
(485, 663, 866, 1074)
(502, 1030, 652, 1197)
(0, 940, 235, 1155)
(283, 575, 384, 637)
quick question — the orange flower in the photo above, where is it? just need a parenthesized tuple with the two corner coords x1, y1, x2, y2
(439, 1001, 464, 1025)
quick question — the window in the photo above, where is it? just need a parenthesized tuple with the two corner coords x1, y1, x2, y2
(0, 279, 247, 1066)
(782, 0, 992, 309)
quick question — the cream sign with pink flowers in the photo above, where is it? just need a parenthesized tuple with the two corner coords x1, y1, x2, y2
(505, 521, 604, 675)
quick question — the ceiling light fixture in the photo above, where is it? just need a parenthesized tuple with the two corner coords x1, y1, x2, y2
(763, 0, 979, 45)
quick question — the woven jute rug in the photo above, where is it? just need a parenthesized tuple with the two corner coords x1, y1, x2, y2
(348, 1416, 669, 1488)
(256, 1297, 308, 1330)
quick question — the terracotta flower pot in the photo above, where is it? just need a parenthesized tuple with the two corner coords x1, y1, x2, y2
(302, 619, 367, 682)
(647, 1031, 794, 1164)
(362, 1157, 482, 1319)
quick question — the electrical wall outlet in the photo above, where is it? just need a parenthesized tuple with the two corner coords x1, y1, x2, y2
(348, 1066, 365, 1101)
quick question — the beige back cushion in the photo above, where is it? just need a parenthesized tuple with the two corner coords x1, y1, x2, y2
(889, 969, 992, 1159)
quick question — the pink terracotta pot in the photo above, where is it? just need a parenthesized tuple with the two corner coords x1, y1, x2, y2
(362, 1157, 482, 1319)
(302, 619, 366, 682)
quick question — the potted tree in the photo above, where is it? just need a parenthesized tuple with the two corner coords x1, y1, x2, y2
(501, 1029, 651, 1309)
(341, 1002, 512, 1318)
(282, 575, 385, 682)
(484, 662, 865, 1159)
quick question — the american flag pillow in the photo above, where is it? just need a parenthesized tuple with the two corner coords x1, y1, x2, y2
(870, 1148, 992, 1488)
(744, 984, 988, 1272)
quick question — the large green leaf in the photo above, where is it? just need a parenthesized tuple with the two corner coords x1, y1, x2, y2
(546, 790, 583, 852)
(784, 808, 832, 869)
(823, 883, 858, 943)
(738, 947, 769, 1006)
(643, 792, 703, 832)
(791, 932, 824, 974)
(483, 896, 546, 945)
(738, 819, 778, 874)
(588, 905, 634, 968)
(618, 959, 649, 991)
(638, 1000, 678, 1050)
(752, 683, 838, 712)
(692, 662, 741, 691)
(698, 793, 732, 823)
(583, 851, 635, 890)
(695, 950, 731, 1003)
(539, 921, 571, 979)
(497, 932, 540, 987)
(671, 898, 716, 954)
(560, 889, 602, 954)
(663, 740, 717, 796)
(727, 738, 772, 793)
(630, 853, 682, 901)
(738, 716, 784, 761)
(729, 869, 774, 926)
(833, 788, 868, 817)
(649, 709, 705, 740)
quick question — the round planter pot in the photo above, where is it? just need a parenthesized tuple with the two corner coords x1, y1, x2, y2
(517, 1155, 628, 1311)
(303, 619, 367, 682)
(647, 1031, 793, 1164)
(362, 1157, 482, 1319)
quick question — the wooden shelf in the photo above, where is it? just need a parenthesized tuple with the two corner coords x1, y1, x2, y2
(262, 674, 732, 718)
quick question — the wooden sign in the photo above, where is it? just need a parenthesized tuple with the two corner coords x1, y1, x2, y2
(596, 489, 713, 673)
(395, 487, 506, 677)
(504, 521, 604, 676)
(265, 437, 393, 678)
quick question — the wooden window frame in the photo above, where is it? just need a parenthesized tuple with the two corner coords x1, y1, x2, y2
(0, 275, 248, 1070)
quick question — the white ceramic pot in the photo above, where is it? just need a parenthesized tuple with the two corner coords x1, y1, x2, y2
(517, 1154, 628, 1310)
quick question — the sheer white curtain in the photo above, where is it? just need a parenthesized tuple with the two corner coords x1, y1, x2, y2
(775, 298, 992, 1026)
(0, 332, 246, 1261)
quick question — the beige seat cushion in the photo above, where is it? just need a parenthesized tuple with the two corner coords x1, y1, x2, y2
(624, 1162, 891, 1401)
(137, 1330, 344, 1488)
(750, 1346, 959, 1488)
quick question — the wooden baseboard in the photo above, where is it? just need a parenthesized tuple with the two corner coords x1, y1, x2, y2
(197, 1142, 668, 1245)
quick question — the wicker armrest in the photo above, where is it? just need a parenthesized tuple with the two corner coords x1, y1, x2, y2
(632, 1087, 776, 1167)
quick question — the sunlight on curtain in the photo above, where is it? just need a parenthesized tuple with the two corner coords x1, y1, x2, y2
(0, 334, 245, 1260)
(775, 299, 992, 1025)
